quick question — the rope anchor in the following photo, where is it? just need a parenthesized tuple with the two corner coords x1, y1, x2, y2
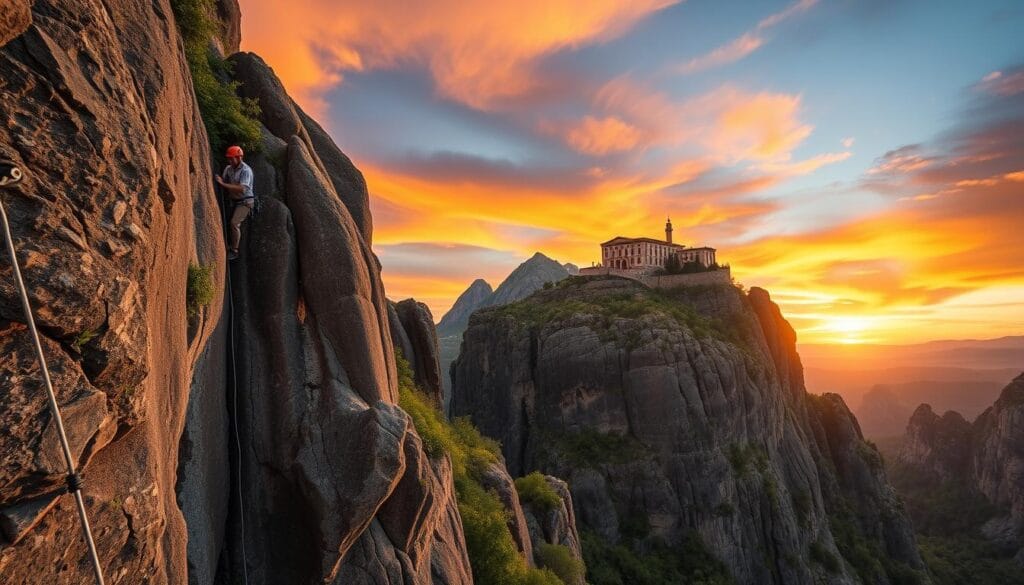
(0, 158, 107, 585)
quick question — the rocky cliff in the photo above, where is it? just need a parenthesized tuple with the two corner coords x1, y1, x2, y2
(973, 375, 1024, 547)
(0, 2, 483, 584)
(390, 298, 444, 405)
(896, 405, 973, 482)
(896, 373, 1024, 565)
(452, 276, 927, 584)
(201, 48, 479, 585)
(0, 1, 226, 582)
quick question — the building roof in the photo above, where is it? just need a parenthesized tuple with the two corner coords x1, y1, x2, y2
(600, 236, 685, 248)
(681, 246, 716, 252)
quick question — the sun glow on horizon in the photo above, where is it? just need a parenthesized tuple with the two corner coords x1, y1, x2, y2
(819, 316, 874, 345)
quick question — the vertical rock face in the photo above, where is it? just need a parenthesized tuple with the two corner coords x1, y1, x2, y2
(214, 0, 241, 55)
(520, 474, 584, 584)
(899, 373, 1024, 561)
(394, 299, 444, 404)
(479, 463, 535, 564)
(389, 301, 416, 367)
(974, 375, 1024, 523)
(0, 0, 226, 582)
(452, 277, 926, 585)
(808, 393, 924, 572)
(1, 4, 474, 585)
(220, 52, 471, 585)
(896, 404, 973, 481)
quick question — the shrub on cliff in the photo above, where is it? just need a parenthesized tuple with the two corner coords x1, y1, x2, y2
(581, 530, 733, 585)
(396, 352, 562, 585)
(186, 263, 214, 317)
(535, 543, 586, 585)
(171, 0, 261, 155)
(515, 472, 562, 513)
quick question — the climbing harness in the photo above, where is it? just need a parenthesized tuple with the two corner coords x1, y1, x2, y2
(217, 181, 251, 585)
(0, 159, 107, 585)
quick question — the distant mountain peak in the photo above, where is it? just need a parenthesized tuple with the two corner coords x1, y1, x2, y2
(436, 278, 494, 337)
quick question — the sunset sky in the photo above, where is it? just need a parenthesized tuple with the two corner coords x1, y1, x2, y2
(240, 0, 1024, 345)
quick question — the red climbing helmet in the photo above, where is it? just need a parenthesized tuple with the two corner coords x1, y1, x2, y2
(225, 145, 244, 158)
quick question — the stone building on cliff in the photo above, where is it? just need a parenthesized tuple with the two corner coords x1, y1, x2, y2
(585, 217, 717, 274)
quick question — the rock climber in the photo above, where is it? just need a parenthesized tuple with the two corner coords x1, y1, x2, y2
(215, 145, 255, 260)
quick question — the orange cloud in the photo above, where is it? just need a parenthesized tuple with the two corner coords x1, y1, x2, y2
(556, 115, 646, 155)
(670, 0, 817, 75)
(590, 78, 819, 164)
(674, 34, 764, 75)
(1005, 170, 1024, 182)
(241, 0, 677, 114)
(757, 151, 851, 176)
(700, 88, 813, 162)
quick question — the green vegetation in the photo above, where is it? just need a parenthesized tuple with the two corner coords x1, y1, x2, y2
(857, 440, 884, 471)
(919, 536, 1024, 585)
(550, 428, 647, 468)
(887, 465, 1024, 585)
(790, 489, 811, 526)
(825, 494, 927, 585)
(726, 442, 769, 476)
(808, 541, 840, 573)
(72, 329, 98, 352)
(396, 352, 564, 585)
(487, 281, 746, 348)
(582, 531, 734, 585)
(186, 263, 215, 317)
(515, 472, 562, 513)
(618, 513, 652, 541)
(659, 257, 727, 275)
(171, 0, 261, 155)
(535, 543, 586, 585)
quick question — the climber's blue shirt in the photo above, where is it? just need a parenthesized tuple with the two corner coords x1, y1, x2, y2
(222, 162, 254, 201)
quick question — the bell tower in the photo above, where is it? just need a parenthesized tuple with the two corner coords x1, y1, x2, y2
(665, 216, 673, 244)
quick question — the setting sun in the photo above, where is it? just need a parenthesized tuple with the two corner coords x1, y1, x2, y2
(820, 316, 873, 344)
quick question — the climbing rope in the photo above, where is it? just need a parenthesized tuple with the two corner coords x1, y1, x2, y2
(217, 180, 251, 585)
(0, 159, 106, 585)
